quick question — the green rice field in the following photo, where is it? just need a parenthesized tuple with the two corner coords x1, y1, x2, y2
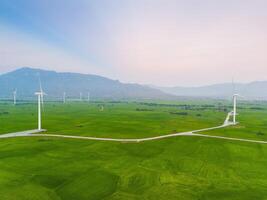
(0, 100, 267, 200)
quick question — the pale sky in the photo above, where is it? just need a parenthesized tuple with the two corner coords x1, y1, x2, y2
(0, 0, 267, 86)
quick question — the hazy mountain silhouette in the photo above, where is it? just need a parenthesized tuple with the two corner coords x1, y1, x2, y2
(0, 67, 172, 100)
(155, 82, 267, 100)
(2, 67, 266, 100)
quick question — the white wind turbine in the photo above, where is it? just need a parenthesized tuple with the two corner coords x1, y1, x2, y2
(87, 92, 90, 102)
(13, 89, 17, 105)
(80, 92, 83, 101)
(63, 92, 66, 103)
(35, 78, 46, 131)
(232, 94, 239, 124)
(224, 79, 242, 126)
(230, 79, 243, 125)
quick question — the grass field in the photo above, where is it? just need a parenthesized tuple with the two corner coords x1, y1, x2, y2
(0, 100, 267, 200)
(0, 101, 226, 138)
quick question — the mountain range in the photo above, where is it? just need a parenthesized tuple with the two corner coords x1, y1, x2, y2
(0, 68, 172, 100)
(154, 82, 267, 100)
(1, 67, 267, 100)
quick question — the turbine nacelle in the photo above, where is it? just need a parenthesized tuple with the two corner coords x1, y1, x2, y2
(35, 90, 46, 102)
(233, 94, 244, 98)
(35, 92, 43, 95)
(35, 91, 47, 97)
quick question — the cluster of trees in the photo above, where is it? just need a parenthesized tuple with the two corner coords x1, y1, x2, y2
(138, 102, 229, 112)
(136, 108, 154, 112)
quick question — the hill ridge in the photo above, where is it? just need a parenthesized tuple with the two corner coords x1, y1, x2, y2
(0, 67, 172, 100)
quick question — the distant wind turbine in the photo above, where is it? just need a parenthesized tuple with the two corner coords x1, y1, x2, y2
(63, 92, 66, 103)
(87, 92, 90, 103)
(232, 94, 243, 124)
(13, 89, 17, 105)
(223, 79, 242, 125)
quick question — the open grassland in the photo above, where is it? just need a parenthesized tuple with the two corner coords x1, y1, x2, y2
(1, 100, 267, 199)
(0, 101, 226, 138)
(0, 136, 267, 200)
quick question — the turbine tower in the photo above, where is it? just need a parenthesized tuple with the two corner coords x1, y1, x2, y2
(87, 92, 90, 102)
(35, 78, 46, 131)
(232, 94, 241, 124)
(35, 90, 46, 131)
(13, 89, 17, 105)
(38, 76, 45, 107)
(63, 92, 66, 103)
(231, 78, 240, 125)
(80, 92, 83, 101)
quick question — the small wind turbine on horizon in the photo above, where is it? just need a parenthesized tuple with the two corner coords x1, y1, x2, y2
(224, 78, 242, 126)
(80, 92, 83, 101)
(230, 78, 243, 125)
(232, 94, 241, 124)
(13, 89, 17, 105)
(63, 92, 66, 103)
(87, 92, 90, 103)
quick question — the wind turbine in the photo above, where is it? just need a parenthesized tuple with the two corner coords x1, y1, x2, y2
(63, 92, 66, 103)
(231, 78, 238, 124)
(232, 94, 238, 124)
(224, 78, 242, 125)
(80, 92, 83, 101)
(232, 94, 243, 124)
(35, 77, 46, 131)
(231, 85, 243, 124)
(87, 92, 90, 103)
(35, 90, 46, 131)
(13, 89, 17, 105)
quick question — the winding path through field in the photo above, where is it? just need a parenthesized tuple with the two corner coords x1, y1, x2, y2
(1, 123, 267, 145)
